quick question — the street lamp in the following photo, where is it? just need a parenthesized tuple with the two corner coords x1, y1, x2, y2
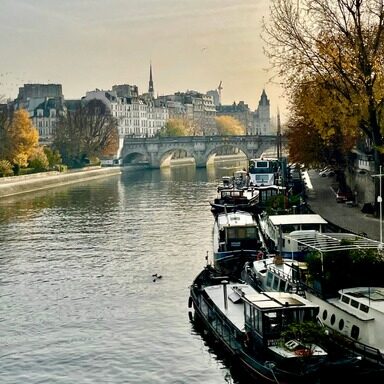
(372, 165, 383, 249)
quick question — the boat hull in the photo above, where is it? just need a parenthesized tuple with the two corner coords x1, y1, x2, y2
(189, 267, 328, 384)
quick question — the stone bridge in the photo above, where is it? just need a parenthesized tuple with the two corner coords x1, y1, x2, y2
(120, 135, 286, 168)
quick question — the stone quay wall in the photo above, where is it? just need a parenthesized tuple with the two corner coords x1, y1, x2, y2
(0, 167, 122, 198)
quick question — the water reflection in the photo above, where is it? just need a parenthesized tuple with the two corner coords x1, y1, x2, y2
(0, 160, 251, 384)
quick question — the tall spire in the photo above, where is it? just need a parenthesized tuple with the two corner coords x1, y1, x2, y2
(148, 62, 154, 97)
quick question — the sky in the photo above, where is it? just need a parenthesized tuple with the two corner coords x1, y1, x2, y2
(0, 0, 287, 121)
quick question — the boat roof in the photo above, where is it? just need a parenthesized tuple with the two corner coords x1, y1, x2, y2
(286, 231, 383, 252)
(339, 287, 384, 314)
(252, 256, 304, 276)
(254, 185, 286, 191)
(234, 170, 247, 176)
(204, 283, 318, 332)
(217, 211, 256, 227)
(268, 214, 328, 226)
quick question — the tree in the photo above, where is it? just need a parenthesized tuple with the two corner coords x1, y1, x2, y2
(286, 79, 359, 167)
(43, 146, 62, 169)
(54, 99, 119, 167)
(0, 159, 13, 177)
(158, 118, 197, 137)
(264, 0, 384, 174)
(28, 146, 49, 171)
(0, 108, 39, 168)
(215, 115, 245, 135)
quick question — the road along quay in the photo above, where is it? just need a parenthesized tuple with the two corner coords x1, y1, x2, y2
(304, 169, 380, 242)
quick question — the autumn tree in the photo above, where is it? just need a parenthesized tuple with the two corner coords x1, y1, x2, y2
(215, 115, 245, 136)
(159, 118, 189, 136)
(264, 0, 384, 175)
(53, 99, 119, 167)
(28, 146, 49, 171)
(286, 79, 359, 167)
(0, 108, 39, 171)
(158, 117, 203, 137)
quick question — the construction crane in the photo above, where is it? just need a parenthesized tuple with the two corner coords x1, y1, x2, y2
(217, 81, 223, 105)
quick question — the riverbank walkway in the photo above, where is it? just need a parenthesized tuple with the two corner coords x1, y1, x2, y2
(303, 169, 381, 242)
(0, 166, 121, 198)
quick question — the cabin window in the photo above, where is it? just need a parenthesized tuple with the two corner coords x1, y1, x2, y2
(263, 312, 280, 335)
(330, 314, 336, 325)
(266, 272, 273, 287)
(246, 227, 257, 238)
(351, 325, 360, 339)
(272, 277, 279, 291)
(339, 319, 345, 331)
(351, 299, 359, 308)
(254, 307, 262, 333)
(341, 296, 350, 304)
(322, 310, 328, 321)
(360, 304, 369, 313)
(245, 303, 251, 325)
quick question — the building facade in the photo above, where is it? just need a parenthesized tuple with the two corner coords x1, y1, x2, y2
(254, 89, 271, 135)
(14, 84, 65, 144)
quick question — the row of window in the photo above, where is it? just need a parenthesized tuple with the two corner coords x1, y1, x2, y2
(340, 294, 369, 313)
(321, 309, 360, 339)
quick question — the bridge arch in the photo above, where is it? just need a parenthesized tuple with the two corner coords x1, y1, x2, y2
(120, 135, 283, 168)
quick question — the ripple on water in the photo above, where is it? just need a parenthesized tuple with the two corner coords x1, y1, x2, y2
(0, 167, 238, 384)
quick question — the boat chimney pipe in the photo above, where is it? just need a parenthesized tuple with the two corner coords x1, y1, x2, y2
(222, 280, 229, 310)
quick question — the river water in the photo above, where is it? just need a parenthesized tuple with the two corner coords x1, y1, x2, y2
(0, 162, 250, 384)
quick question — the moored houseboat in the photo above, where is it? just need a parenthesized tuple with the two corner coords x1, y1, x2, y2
(189, 265, 331, 383)
(258, 213, 329, 260)
(241, 231, 384, 372)
(213, 210, 265, 277)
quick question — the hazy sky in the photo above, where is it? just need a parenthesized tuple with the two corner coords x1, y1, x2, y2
(0, 0, 287, 119)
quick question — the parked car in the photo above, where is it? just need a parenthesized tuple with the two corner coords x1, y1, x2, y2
(319, 167, 335, 177)
(336, 188, 353, 203)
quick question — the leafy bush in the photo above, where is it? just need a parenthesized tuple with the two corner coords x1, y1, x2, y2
(28, 147, 49, 171)
(0, 159, 13, 177)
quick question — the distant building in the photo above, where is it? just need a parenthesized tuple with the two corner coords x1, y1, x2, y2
(207, 89, 220, 107)
(254, 89, 271, 135)
(112, 84, 139, 98)
(13, 84, 65, 144)
(84, 88, 168, 138)
(216, 101, 253, 135)
(157, 90, 216, 135)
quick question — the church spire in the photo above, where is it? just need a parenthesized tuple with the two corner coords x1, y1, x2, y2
(148, 62, 154, 98)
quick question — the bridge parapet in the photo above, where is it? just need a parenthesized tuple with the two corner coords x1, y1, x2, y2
(121, 135, 284, 168)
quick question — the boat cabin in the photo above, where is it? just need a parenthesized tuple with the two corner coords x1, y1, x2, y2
(237, 288, 320, 345)
(216, 211, 262, 252)
(248, 158, 279, 186)
(217, 176, 233, 190)
(259, 213, 329, 259)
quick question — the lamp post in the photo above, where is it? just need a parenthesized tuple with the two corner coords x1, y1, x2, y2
(373, 165, 383, 249)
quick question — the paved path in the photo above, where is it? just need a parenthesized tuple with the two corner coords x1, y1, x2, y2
(303, 169, 381, 241)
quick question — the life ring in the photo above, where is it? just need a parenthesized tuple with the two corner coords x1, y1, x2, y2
(294, 348, 312, 357)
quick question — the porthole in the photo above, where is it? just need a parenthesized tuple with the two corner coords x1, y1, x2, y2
(330, 314, 336, 325)
(339, 319, 344, 331)
(322, 310, 328, 321)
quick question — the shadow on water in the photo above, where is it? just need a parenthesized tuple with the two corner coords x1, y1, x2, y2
(188, 311, 265, 384)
